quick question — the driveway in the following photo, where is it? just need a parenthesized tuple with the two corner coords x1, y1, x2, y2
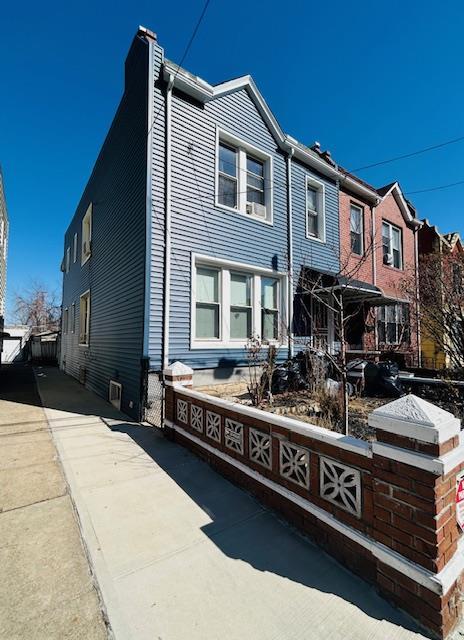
(35, 366, 428, 640)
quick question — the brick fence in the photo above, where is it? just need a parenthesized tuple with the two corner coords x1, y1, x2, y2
(163, 362, 464, 638)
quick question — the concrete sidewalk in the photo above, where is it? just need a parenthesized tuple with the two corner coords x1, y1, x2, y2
(36, 366, 429, 640)
(0, 365, 107, 640)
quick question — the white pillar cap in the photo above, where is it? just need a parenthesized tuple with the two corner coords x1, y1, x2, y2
(368, 394, 460, 444)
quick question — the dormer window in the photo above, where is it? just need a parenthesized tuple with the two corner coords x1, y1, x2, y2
(216, 130, 272, 224)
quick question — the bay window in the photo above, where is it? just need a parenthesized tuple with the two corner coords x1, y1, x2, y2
(193, 257, 285, 347)
(382, 221, 402, 269)
(216, 130, 272, 223)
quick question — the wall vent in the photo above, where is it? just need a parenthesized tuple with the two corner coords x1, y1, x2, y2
(109, 380, 122, 411)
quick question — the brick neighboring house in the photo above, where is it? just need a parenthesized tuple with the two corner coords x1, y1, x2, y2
(338, 175, 422, 366)
(418, 219, 464, 369)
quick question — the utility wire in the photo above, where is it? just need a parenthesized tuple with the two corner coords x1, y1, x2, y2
(147, 0, 211, 139)
(351, 135, 464, 172)
(405, 179, 464, 195)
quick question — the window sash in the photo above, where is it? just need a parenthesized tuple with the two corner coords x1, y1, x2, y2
(217, 135, 270, 221)
(350, 205, 363, 255)
(79, 293, 90, 345)
(377, 304, 408, 345)
(193, 265, 282, 344)
(306, 182, 323, 239)
(382, 221, 402, 268)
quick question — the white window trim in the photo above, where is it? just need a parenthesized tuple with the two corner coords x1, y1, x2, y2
(73, 232, 78, 263)
(79, 289, 91, 347)
(65, 247, 70, 273)
(350, 203, 364, 255)
(382, 220, 403, 270)
(215, 127, 274, 226)
(81, 204, 92, 266)
(305, 175, 326, 243)
(63, 307, 68, 334)
(190, 253, 287, 349)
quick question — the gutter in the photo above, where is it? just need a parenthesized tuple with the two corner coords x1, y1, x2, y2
(163, 73, 174, 370)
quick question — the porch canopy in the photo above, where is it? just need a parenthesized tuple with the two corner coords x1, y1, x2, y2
(300, 269, 407, 307)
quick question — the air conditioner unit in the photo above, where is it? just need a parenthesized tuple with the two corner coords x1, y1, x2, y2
(246, 202, 267, 219)
(384, 252, 393, 265)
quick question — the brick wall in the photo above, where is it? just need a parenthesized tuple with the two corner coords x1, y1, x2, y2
(164, 364, 464, 638)
(339, 188, 374, 284)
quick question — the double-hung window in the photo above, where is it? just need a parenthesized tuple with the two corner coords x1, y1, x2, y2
(81, 204, 92, 265)
(193, 258, 285, 347)
(306, 177, 325, 241)
(230, 273, 252, 340)
(63, 308, 68, 334)
(377, 304, 409, 345)
(79, 291, 91, 346)
(218, 143, 238, 209)
(195, 267, 220, 340)
(382, 221, 402, 269)
(65, 247, 70, 273)
(73, 233, 78, 263)
(71, 302, 75, 333)
(216, 131, 272, 223)
(350, 204, 363, 255)
(261, 277, 279, 340)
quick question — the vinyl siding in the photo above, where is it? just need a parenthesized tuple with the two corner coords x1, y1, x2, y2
(60, 33, 149, 418)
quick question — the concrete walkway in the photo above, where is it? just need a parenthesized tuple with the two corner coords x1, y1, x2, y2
(0, 365, 107, 640)
(35, 366, 429, 640)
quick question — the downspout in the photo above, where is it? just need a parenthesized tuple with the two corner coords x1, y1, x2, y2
(372, 199, 379, 351)
(286, 150, 294, 358)
(163, 73, 174, 371)
(414, 225, 422, 367)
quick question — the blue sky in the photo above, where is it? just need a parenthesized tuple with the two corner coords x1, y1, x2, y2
(1, 0, 464, 321)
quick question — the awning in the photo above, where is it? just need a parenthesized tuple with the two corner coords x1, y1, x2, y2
(301, 269, 409, 307)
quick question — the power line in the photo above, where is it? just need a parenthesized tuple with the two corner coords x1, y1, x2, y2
(351, 135, 464, 172)
(405, 179, 464, 195)
(147, 0, 212, 139)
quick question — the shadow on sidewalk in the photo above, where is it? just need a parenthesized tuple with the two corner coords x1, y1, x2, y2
(20, 363, 425, 638)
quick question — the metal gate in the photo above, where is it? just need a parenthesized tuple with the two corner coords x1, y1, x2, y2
(144, 370, 164, 427)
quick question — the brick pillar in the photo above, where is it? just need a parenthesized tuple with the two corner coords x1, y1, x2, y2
(368, 394, 464, 637)
(163, 362, 193, 435)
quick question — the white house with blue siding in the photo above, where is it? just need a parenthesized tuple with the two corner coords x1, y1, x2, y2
(60, 27, 379, 420)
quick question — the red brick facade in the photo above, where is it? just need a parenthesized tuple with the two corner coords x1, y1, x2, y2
(339, 184, 419, 366)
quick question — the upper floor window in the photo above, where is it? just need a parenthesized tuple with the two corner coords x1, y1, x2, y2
(350, 204, 363, 255)
(306, 177, 325, 241)
(382, 221, 402, 269)
(216, 131, 272, 224)
(192, 257, 285, 347)
(71, 302, 75, 333)
(73, 233, 78, 263)
(65, 247, 70, 273)
(81, 204, 92, 265)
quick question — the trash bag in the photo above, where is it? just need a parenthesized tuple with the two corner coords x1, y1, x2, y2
(364, 361, 402, 398)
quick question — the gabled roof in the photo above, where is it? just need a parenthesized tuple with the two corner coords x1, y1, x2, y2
(163, 59, 342, 181)
(377, 181, 421, 228)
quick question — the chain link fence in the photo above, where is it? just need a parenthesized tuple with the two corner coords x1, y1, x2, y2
(144, 370, 164, 427)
